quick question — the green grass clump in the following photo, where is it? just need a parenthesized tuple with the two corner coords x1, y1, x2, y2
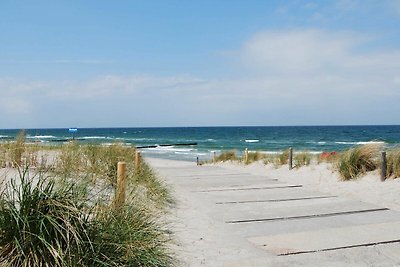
(246, 152, 266, 164)
(0, 168, 174, 266)
(56, 141, 85, 176)
(386, 148, 400, 178)
(0, 169, 90, 266)
(214, 151, 239, 162)
(276, 149, 289, 166)
(294, 152, 312, 167)
(87, 205, 173, 267)
(0, 146, 6, 167)
(55, 143, 137, 186)
(8, 130, 26, 167)
(336, 145, 379, 180)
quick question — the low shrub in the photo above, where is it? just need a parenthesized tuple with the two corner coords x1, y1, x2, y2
(318, 151, 339, 163)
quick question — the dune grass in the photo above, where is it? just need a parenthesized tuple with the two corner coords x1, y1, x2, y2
(213, 150, 239, 162)
(87, 204, 173, 267)
(277, 149, 289, 166)
(294, 152, 312, 167)
(245, 151, 266, 164)
(0, 168, 174, 266)
(0, 135, 175, 266)
(0, 169, 90, 266)
(386, 148, 400, 179)
(336, 145, 379, 180)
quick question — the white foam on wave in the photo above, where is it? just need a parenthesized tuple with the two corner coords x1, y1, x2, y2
(306, 141, 327, 145)
(248, 150, 323, 155)
(83, 136, 114, 140)
(207, 139, 216, 142)
(143, 146, 195, 153)
(335, 141, 385, 145)
(28, 135, 56, 139)
(0, 135, 9, 138)
(125, 138, 155, 141)
(245, 139, 260, 143)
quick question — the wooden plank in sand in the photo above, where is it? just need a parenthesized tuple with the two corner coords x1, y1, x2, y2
(248, 221, 400, 256)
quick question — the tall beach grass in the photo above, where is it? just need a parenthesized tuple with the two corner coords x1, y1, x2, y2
(0, 134, 175, 266)
(336, 145, 379, 180)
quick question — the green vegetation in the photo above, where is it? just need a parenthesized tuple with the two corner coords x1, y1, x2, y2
(318, 151, 339, 163)
(213, 150, 239, 162)
(88, 204, 172, 266)
(294, 152, 311, 167)
(277, 149, 289, 166)
(336, 145, 379, 180)
(0, 169, 90, 266)
(0, 131, 175, 266)
(386, 148, 400, 178)
(246, 151, 266, 164)
(0, 169, 173, 267)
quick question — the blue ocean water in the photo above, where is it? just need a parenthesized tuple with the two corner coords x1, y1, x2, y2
(0, 126, 399, 161)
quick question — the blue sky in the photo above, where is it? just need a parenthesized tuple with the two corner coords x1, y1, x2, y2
(1, 0, 400, 128)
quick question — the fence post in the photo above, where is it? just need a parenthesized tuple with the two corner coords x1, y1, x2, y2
(289, 147, 293, 170)
(196, 156, 199, 166)
(245, 148, 249, 164)
(381, 151, 387, 181)
(213, 151, 216, 164)
(135, 151, 141, 174)
(115, 161, 126, 207)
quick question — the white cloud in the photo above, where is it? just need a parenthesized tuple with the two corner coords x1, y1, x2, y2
(1, 29, 400, 128)
(0, 98, 33, 115)
(240, 29, 372, 73)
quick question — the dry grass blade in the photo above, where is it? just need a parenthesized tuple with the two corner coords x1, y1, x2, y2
(336, 144, 380, 180)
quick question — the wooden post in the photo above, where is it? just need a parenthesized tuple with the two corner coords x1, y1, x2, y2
(289, 147, 293, 170)
(115, 161, 126, 207)
(381, 151, 387, 181)
(245, 148, 248, 164)
(213, 151, 216, 164)
(135, 151, 141, 174)
(196, 156, 199, 166)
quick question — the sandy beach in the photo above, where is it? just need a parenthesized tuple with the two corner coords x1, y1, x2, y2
(146, 157, 400, 267)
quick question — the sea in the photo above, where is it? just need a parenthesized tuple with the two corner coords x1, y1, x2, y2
(0, 126, 399, 162)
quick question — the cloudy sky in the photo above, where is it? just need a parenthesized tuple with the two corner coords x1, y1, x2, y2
(1, 0, 400, 128)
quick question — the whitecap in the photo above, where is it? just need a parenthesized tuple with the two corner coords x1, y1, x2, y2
(83, 136, 114, 140)
(245, 139, 260, 143)
(335, 141, 385, 145)
(28, 135, 56, 139)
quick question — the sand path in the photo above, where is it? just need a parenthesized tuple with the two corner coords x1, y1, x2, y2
(147, 157, 400, 267)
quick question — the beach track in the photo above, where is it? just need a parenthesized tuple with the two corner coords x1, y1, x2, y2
(147, 158, 400, 267)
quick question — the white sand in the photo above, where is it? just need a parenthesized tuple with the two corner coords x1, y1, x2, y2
(219, 161, 400, 212)
(146, 157, 400, 267)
